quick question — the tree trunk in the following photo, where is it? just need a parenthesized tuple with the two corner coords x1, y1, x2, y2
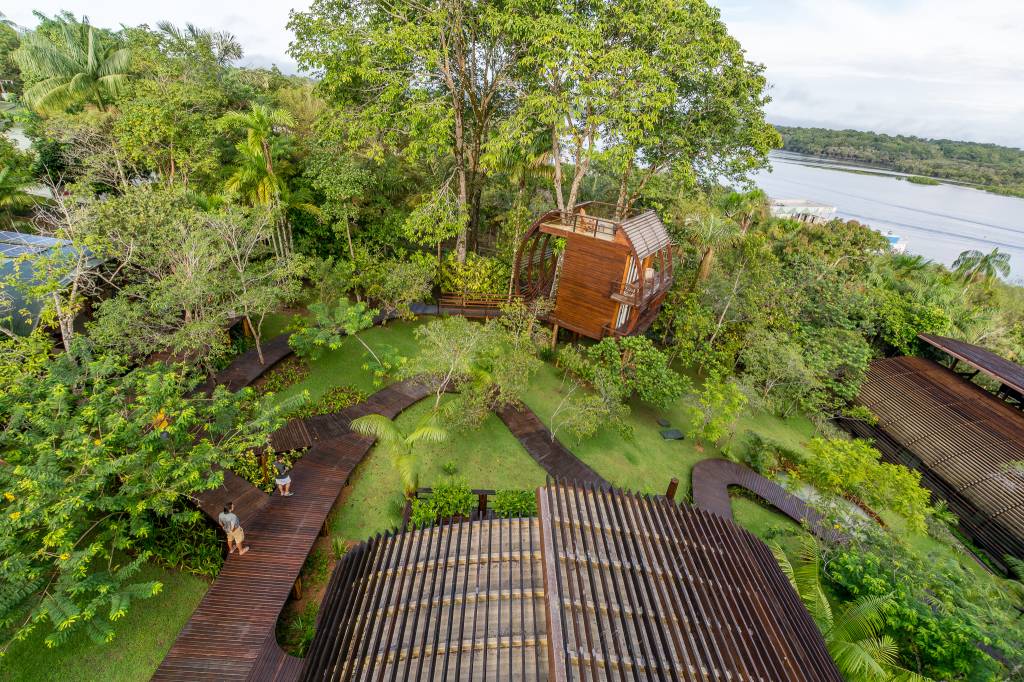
(247, 315, 265, 365)
(551, 126, 565, 213)
(695, 246, 715, 285)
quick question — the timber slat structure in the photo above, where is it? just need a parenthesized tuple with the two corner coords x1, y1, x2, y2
(300, 483, 841, 681)
(919, 332, 1024, 402)
(690, 459, 843, 543)
(850, 354, 1024, 571)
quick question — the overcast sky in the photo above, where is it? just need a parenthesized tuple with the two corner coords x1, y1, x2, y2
(8, 0, 1024, 148)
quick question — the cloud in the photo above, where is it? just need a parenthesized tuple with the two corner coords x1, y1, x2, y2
(6, 0, 312, 73)
(716, 0, 1024, 146)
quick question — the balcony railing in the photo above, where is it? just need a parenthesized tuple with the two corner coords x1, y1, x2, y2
(540, 211, 619, 241)
(608, 272, 672, 306)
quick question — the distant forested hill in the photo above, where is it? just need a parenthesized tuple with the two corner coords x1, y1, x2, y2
(776, 126, 1024, 197)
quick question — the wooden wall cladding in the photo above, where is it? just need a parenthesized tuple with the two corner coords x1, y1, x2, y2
(551, 233, 630, 339)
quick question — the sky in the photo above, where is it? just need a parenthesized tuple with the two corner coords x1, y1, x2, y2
(7, 0, 1024, 148)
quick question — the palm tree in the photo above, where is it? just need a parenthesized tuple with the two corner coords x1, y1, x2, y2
(221, 104, 295, 179)
(156, 22, 242, 67)
(772, 537, 926, 681)
(953, 248, 1011, 286)
(349, 413, 448, 497)
(221, 104, 302, 255)
(717, 189, 769, 236)
(15, 18, 130, 114)
(687, 213, 739, 286)
(0, 165, 38, 228)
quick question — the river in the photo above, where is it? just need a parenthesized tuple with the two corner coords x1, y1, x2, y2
(752, 151, 1024, 281)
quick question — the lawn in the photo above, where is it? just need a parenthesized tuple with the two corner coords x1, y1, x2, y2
(0, 564, 208, 682)
(332, 396, 548, 541)
(519, 361, 817, 499)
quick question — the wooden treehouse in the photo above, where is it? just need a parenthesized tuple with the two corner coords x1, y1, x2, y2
(514, 201, 673, 340)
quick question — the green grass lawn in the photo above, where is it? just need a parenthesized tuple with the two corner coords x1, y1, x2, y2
(0, 564, 208, 682)
(519, 361, 817, 498)
(332, 396, 548, 541)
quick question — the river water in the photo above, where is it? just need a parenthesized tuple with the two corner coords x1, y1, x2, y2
(752, 151, 1024, 281)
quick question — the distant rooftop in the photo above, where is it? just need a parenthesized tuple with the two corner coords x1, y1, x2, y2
(0, 231, 102, 334)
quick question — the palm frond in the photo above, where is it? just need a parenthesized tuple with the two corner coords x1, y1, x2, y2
(349, 413, 402, 446)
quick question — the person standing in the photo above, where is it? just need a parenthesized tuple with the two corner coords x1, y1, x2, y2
(273, 454, 294, 497)
(218, 502, 250, 555)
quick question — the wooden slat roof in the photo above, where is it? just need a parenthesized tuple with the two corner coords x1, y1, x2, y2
(857, 356, 1024, 564)
(619, 210, 671, 260)
(301, 483, 840, 681)
(918, 333, 1024, 396)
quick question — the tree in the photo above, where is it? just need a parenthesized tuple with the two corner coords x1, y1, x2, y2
(717, 189, 769, 236)
(289, 0, 536, 262)
(498, 0, 777, 216)
(156, 21, 242, 69)
(207, 209, 307, 365)
(686, 212, 739, 286)
(349, 413, 447, 496)
(0, 346, 280, 653)
(771, 537, 922, 682)
(8, 185, 102, 351)
(798, 438, 932, 533)
(561, 336, 688, 408)
(15, 18, 130, 114)
(221, 103, 303, 256)
(354, 255, 434, 321)
(953, 248, 1011, 286)
(0, 162, 38, 229)
(683, 373, 747, 446)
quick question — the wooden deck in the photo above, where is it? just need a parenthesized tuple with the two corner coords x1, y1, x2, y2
(154, 379, 436, 681)
(496, 403, 608, 487)
(690, 459, 843, 543)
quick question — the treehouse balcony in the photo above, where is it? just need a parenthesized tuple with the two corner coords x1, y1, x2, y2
(515, 203, 674, 340)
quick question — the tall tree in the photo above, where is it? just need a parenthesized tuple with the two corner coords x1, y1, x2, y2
(0, 347, 280, 653)
(289, 0, 535, 262)
(14, 18, 130, 114)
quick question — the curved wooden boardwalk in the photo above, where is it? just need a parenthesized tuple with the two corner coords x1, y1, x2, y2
(691, 459, 843, 543)
(155, 378, 436, 681)
(496, 403, 608, 486)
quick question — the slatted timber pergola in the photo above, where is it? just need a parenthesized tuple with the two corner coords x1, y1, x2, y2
(919, 332, 1024, 405)
(513, 202, 674, 340)
(850, 354, 1024, 571)
(300, 482, 840, 681)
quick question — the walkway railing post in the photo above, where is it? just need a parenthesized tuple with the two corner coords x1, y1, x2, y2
(478, 492, 487, 518)
(666, 477, 678, 502)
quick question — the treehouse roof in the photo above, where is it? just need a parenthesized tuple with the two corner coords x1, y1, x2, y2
(619, 208, 671, 259)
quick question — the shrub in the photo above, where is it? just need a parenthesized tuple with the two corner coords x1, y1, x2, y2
(438, 252, 510, 296)
(493, 489, 537, 518)
(730, 431, 805, 475)
(301, 547, 331, 585)
(141, 510, 223, 579)
(332, 537, 348, 560)
(232, 449, 300, 492)
(798, 437, 932, 532)
(288, 385, 367, 419)
(257, 356, 310, 395)
(407, 478, 476, 528)
(441, 460, 458, 476)
(429, 478, 476, 518)
(282, 601, 319, 656)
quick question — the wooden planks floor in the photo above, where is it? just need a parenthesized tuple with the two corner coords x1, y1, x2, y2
(154, 379, 435, 681)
